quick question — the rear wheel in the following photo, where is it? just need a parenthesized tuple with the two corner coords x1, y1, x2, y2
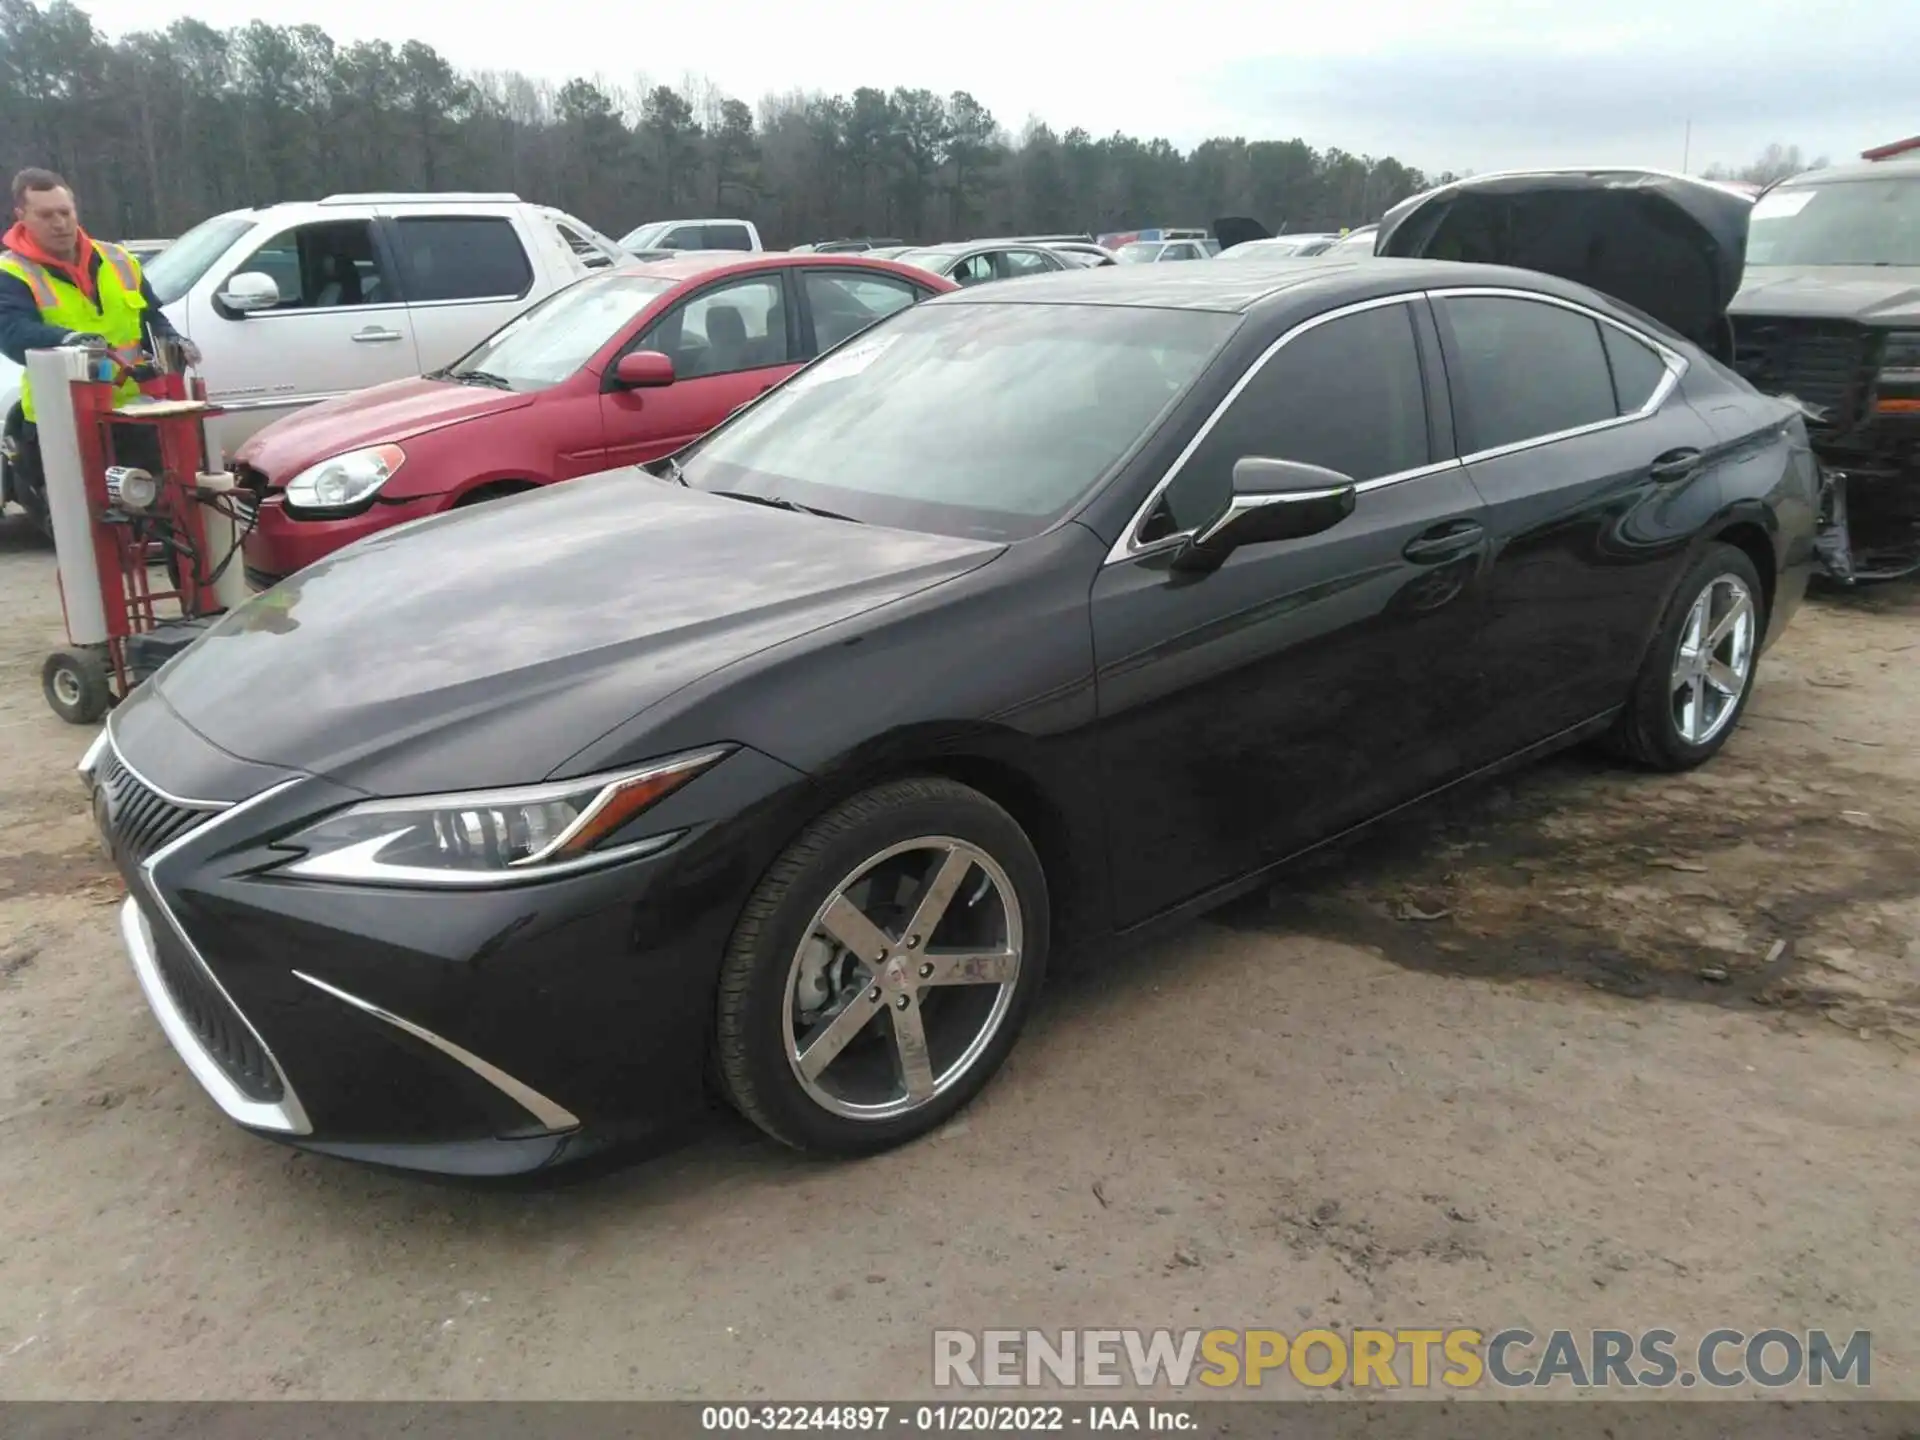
(715, 777, 1049, 1154)
(1607, 542, 1765, 771)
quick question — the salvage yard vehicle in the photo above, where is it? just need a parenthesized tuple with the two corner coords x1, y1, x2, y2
(1732, 155, 1920, 581)
(111, 192, 626, 461)
(86, 252, 1815, 1177)
(232, 252, 954, 587)
(618, 218, 763, 258)
(894, 240, 1072, 286)
(1375, 164, 1920, 582)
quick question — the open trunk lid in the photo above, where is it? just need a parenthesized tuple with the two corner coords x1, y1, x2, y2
(1212, 216, 1272, 252)
(1374, 169, 1752, 358)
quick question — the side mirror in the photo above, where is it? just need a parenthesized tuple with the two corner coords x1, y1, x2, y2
(614, 350, 676, 389)
(1172, 457, 1357, 573)
(218, 271, 280, 314)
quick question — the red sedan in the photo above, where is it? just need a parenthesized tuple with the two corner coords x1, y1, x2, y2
(236, 253, 956, 586)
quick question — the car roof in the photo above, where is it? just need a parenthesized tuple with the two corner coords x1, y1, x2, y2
(1773, 155, 1920, 185)
(900, 240, 1052, 258)
(927, 255, 1643, 320)
(613, 252, 939, 283)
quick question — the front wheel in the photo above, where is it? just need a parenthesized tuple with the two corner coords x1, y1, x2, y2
(42, 647, 113, 725)
(715, 777, 1049, 1155)
(1606, 542, 1765, 771)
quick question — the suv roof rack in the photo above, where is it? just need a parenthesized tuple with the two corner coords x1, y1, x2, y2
(318, 192, 523, 205)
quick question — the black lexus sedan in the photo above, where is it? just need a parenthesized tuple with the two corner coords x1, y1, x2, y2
(86, 227, 1819, 1176)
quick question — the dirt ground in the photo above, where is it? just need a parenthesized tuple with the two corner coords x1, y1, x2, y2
(0, 510, 1915, 1402)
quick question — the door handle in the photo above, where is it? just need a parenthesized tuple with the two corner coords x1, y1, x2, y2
(351, 327, 404, 344)
(1402, 519, 1485, 564)
(1649, 447, 1703, 483)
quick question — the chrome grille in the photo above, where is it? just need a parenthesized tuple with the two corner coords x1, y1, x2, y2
(1733, 321, 1878, 430)
(96, 746, 212, 866)
(95, 741, 287, 1107)
(147, 918, 286, 1103)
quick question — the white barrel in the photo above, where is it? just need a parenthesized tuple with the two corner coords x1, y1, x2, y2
(195, 471, 254, 613)
(26, 348, 109, 646)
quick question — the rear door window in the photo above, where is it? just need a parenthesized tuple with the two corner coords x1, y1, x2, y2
(1000, 248, 1057, 278)
(389, 216, 533, 302)
(1600, 323, 1670, 414)
(803, 269, 923, 352)
(1438, 296, 1619, 453)
(702, 224, 755, 251)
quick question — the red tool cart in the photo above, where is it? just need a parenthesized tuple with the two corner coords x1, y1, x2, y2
(27, 341, 255, 724)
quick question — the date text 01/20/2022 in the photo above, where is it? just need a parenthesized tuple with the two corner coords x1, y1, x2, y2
(700, 1405, 1194, 1431)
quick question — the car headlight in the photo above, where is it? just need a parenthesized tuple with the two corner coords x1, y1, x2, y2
(283, 444, 406, 512)
(273, 746, 730, 887)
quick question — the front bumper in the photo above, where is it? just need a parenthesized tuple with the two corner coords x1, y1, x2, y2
(242, 491, 449, 591)
(86, 718, 800, 1176)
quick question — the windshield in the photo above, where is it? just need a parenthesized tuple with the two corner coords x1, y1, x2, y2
(675, 301, 1237, 541)
(1329, 230, 1377, 255)
(142, 213, 254, 305)
(893, 249, 952, 273)
(1115, 243, 1164, 264)
(443, 273, 676, 390)
(1746, 177, 1920, 267)
(619, 221, 672, 250)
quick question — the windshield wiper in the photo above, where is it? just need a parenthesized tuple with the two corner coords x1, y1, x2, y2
(712, 489, 863, 524)
(650, 455, 687, 485)
(448, 369, 513, 389)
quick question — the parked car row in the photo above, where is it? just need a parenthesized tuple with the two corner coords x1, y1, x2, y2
(233, 250, 956, 584)
(85, 171, 1828, 1181)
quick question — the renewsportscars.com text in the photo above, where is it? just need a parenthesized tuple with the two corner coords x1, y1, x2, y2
(933, 1327, 1872, 1390)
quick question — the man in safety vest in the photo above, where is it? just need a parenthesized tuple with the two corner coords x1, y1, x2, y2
(0, 167, 199, 533)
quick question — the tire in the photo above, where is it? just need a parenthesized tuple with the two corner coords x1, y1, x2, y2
(42, 648, 113, 725)
(715, 776, 1050, 1155)
(1607, 542, 1766, 771)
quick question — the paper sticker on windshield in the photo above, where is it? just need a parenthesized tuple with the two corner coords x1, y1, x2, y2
(786, 332, 897, 392)
(1752, 190, 1815, 219)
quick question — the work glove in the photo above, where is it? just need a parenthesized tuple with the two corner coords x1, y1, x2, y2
(60, 331, 108, 350)
(175, 338, 203, 368)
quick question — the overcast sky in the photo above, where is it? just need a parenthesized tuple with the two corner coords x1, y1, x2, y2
(79, 0, 1920, 177)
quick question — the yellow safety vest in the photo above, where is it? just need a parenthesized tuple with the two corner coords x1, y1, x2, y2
(0, 240, 148, 421)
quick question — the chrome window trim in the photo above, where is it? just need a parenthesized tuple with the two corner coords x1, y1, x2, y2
(1421, 286, 1689, 465)
(1104, 291, 1435, 566)
(291, 971, 581, 1134)
(1104, 285, 1690, 566)
(404, 294, 528, 310)
(229, 302, 409, 320)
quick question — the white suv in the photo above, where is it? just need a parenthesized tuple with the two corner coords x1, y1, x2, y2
(1, 192, 625, 491)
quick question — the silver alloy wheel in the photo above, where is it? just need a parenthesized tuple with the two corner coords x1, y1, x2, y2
(1670, 572, 1756, 746)
(782, 836, 1022, 1121)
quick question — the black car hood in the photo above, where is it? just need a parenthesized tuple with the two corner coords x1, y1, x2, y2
(151, 473, 1003, 792)
(1212, 216, 1272, 252)
(1375, 169, 1752, 355)
(1732, 266, 1920, 325)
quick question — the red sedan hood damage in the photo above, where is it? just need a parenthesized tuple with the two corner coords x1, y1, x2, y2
(235, 377, 535, 484)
